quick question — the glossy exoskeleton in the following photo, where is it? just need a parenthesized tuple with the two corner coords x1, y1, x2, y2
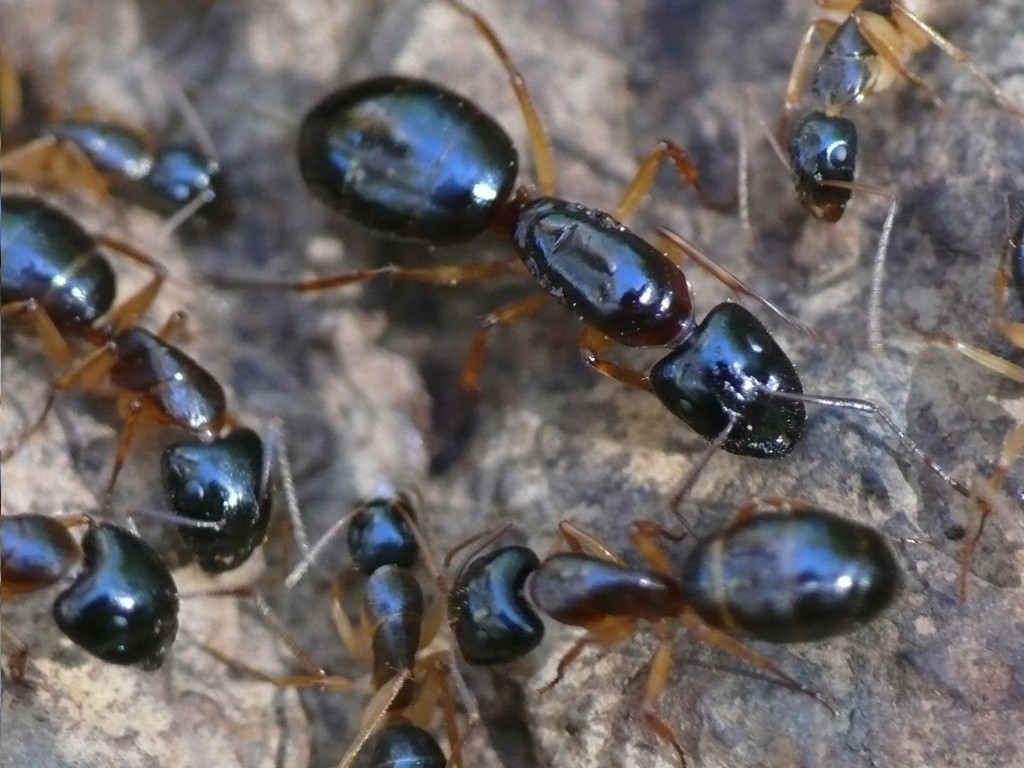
(44, 119, 231, 225)
(209, 494, 475, 768)
(161, 427, 271, 573)
(366, 720, 446, 768)
(1, 195, 232, 504)
(1, 513, 179, 678)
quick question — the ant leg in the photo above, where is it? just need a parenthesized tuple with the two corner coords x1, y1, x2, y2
(91, 235, 168, 335)
(656, 226, 821, 339)
(0, 339, 118, 461)
(442, 521, 513, 571)
(628, 520, 682, 575)
(813, 0, 860, 12)
(2, 623, 34, 687)
(639, 630, 690, 767)
(890, 3, 1024, 120)
(0, 51, 22, 131)
(156, 309, 188, 341)
(260, 417, 308, 572)
(556, 520, 624, 564)
(0, 135, 112, 197)
(330, 568, 373, 664)
(761, 389, 972, 500)
(336, 670, 415, 768)
(913, 325, 1024, 384)
(1, 300, 76, 368)
(578, 326, 650, 390)
(853, 11, 943, 110)
(444, 0, 556, 195)
(612, 140, 730, 224)
(284, 508, 360, 589)
(539, 617, 634, 693)
(208, 258, 522, 293)
(537, 635, 599, 693)
(958, 421, 1024, 598)
(679, 610, 838, 716)
(781, 19, 841, 133)
(458, 292, 548, 392)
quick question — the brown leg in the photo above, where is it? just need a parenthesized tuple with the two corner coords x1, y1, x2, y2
(0, 135, 112, 197)
(578, 326, 650, 391)
(330, 568, 373, 664)
(445, 0, 557, 195)
(92, 234, 168, 334)
(912, 326, 1024, 385)
(628, 520, 684, 575)
(1, 300, 76, 368)
(639, 629, 690, 767)
(209, 258, 521, 293)
(337, 669, 414, 768)
(854, 12, 944, 110)
(680, 611, 837, 716)
(612, 140, 731, 223)
(458, 292, 548, 392)
(557, 520, 624, 564)
(1, 339, 118, 462)
(2, 623, 34, 688)
(655, 226, 821, 339)
(781, 19, 841, 131)
(958, 421, 1024, 598)
(891, 3, 1024, 120)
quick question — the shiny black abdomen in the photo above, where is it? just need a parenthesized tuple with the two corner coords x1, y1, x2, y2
(788, 111, 858, 222)
(1, 195, 116, 330)
(347, 498, 419, 576)
(448, 545, 543, 665)
(297, 76, 518, 243)
(680, 509, 900, 642)
(109, 327, 226, 432)
(368, 721, 446, 768)
(161, 428, 270, 573)
(648, 302, 805, 458)
(811, 19, 876, 109)
(52, 523, 179, 668)
(0, 514, 81, 598)
(362, 564, 424, 693)
(527, 552, 686, 626)
(513, 197, 694, 346)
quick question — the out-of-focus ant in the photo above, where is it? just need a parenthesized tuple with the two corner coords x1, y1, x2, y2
(0, 46, 230, 228)
(913, 208, 1024, 597)
(205, 493, 484, 768)
(211, 1, 971, 502)
(0, 512, 179, 683)
(749, 2, 1024, 347)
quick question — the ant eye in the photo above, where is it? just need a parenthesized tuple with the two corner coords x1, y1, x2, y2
(826, 141, 848, 168)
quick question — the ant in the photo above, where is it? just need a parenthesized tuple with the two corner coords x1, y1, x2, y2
(760, 1, 1024, 346)
(442, 495, 900, 767)
(214, 1, 972, 500)
(205, 493, 483, 768)
(913, 207, 1024, 597)
(1, 194, 233, 506)
(1, 512, 179, 683)
(0, 45, 231, 228)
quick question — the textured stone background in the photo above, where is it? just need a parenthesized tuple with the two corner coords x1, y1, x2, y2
(1, 1, 1023, 767)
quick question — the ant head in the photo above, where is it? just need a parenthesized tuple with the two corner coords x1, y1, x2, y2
(788, 110, 858, 222)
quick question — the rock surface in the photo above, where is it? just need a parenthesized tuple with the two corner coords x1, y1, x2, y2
(2, 1, 1022, 767)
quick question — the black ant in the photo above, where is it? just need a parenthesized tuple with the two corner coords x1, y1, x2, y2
(0, 194, 233, 506)
(913, 207, 1024, 597)
(205, 493, 483, 768)
(440, 489, 901, 766)
(0, 512, 179, 683)
(0, 46, 231, 228)
(213, 1, 971, 500)
(758, 1, 1024, 347)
